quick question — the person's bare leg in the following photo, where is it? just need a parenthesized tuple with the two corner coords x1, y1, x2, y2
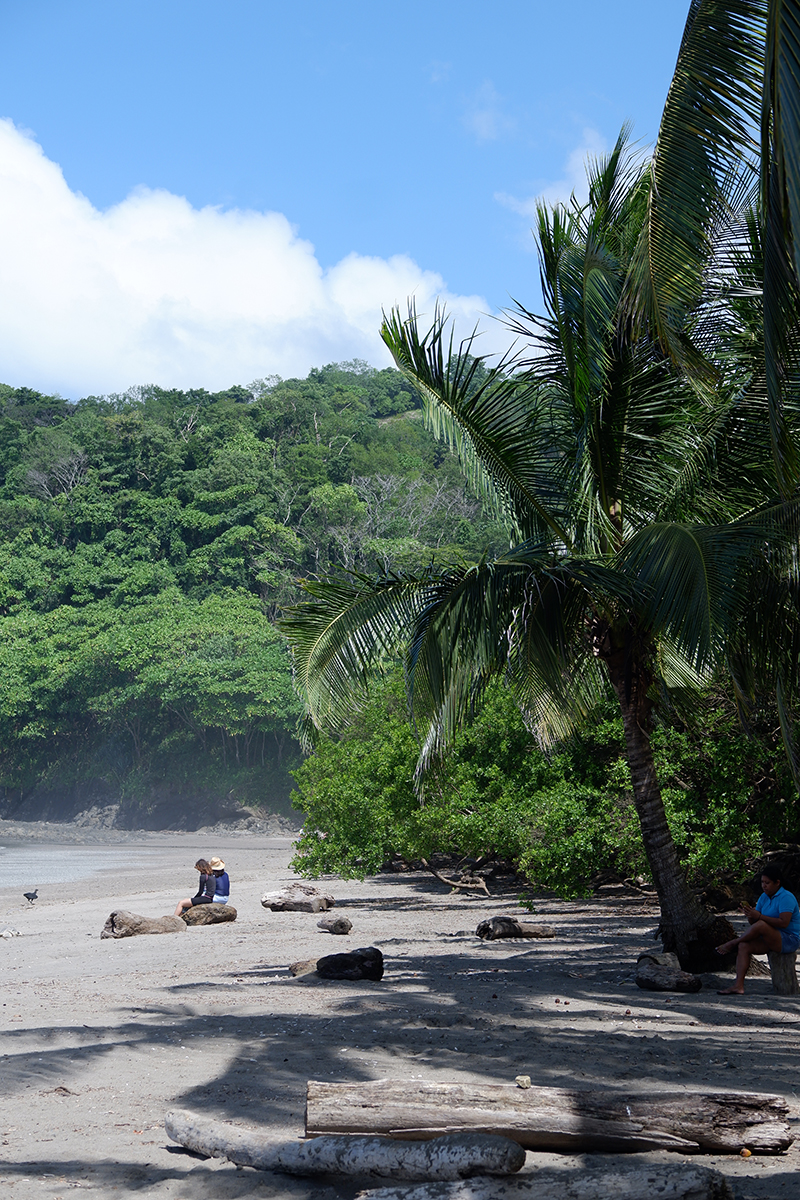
(174, 898, 192, 916)
(718, 923, 782, 993)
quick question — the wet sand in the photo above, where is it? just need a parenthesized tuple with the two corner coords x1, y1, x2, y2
(1, 827, 799, 1199)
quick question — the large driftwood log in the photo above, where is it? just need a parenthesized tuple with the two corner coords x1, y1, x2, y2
(181, 904, 237, 926)
(164, 1109, 524, 1179)
(476, 917, 556, 941)
(768, 950, 800, 995)
(358, 1164, 733, 1200)
(262, 882, 335, 912)
(101, 910, 185, 939)
(636, 952, 702, 993)
(306, 1081, 792, 1154)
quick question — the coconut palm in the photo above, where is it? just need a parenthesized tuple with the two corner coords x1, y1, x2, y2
(282, 3, 800, 969)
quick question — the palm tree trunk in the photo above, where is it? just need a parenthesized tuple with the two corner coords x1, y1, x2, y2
(605, 651, 734, 971)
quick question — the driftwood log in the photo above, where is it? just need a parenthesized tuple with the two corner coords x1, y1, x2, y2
(164, 1109, 524, 1179)
(636, 952, 702, 993)
(306, 1081, 792, 1154)
(768, 950, 799, 994)
(101, 911, 185, 939)
(358, 1164, 733, 1200)
(317, 946, 384, 981)
(181, 904, 237, 926)
(476, 917, 556, 941)
(262, 883, 335, 912)
(318, 915, 353, 934)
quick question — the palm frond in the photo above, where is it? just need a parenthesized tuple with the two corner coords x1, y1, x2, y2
(280, 569, 434, 731)
(381, 304, 574, 547)
(626, 0, 766, 371)
(619, 498, 800, 672)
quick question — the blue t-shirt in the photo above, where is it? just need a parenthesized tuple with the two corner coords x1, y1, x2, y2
(214, 871, 230, 899)
(756, 886, 800, 937)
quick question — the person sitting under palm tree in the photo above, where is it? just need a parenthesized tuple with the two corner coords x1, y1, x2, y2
(716, 865, 800, 994)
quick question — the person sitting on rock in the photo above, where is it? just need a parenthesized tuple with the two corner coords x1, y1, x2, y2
(209, 857, 230, 905)
(716, 864, 800, 994)
(174, 859, 215, 916)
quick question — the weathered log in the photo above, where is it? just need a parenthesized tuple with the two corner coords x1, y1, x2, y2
(636, 952, 702, 993)
(318, 915, 353, 934)
(317, 946, 384, 981)
(768, 950, 800, 995)
(305, 1081, 792, 1154)
(262, 882, 335, 912)
(101, 910, 185, 939)
(358, 1164, 733, 1200)
(164, 1108, 524, 1179)
(476, 917, 556, 941)
(181, 904, 237, 926)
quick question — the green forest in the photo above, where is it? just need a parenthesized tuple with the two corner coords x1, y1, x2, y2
(1, 358, 796, 890)
(0, 364, 509, 828)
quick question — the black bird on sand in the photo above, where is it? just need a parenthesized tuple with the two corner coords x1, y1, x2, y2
(23, 888, 38, 904)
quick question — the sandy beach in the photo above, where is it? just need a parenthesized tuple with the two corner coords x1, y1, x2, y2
(1, 822, 799, 1200)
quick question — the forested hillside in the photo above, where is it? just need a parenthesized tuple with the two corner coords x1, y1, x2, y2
(2, 361, 795, 886)
(0, 362, 507, 828)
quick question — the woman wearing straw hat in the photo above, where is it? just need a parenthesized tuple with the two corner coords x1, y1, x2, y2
(209, 857, 230, 905)
(174, 859, 215, 916)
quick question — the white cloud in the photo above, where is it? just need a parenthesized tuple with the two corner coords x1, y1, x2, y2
(464, 82, 515, 143)
(0, 120, 493, 397)
(495, 127, 607, 227)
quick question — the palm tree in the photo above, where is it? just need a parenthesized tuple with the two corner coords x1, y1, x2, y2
(282, 3, 800, 969)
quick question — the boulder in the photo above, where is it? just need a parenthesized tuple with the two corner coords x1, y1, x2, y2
(262, 883, 335, 912)
(317, 946, 384, 981)
(101, 910, 186, 939)
(182, 904, 237, 926)
(317, 915, 352, 935)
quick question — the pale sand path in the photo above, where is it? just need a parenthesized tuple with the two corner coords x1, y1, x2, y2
(1, 830, 799, 1199)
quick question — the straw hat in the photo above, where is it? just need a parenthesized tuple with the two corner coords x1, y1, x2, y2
(209, 857, 225, 871)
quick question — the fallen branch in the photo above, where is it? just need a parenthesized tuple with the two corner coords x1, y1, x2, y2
(421, 860, 489, 895)
(164, 1109, 524, 1179)
(357, 1164, 733, 1199)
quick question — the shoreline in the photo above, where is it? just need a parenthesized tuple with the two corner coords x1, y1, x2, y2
(0, 813, 300, 847)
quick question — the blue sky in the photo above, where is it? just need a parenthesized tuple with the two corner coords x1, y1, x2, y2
(0, 0, 691, 395)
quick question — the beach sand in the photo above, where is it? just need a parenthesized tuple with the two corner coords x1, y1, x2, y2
(1, 824, 799, 1199)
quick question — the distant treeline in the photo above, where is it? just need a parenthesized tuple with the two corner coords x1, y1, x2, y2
(0, 363, 507, 827)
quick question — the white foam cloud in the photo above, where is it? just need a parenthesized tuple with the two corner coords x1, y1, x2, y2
(464, 82, 515, 143)
(0, 120, 492, 397)
(495, 127, 608, 229)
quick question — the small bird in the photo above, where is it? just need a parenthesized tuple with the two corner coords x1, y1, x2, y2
(23, 888, 38, 905)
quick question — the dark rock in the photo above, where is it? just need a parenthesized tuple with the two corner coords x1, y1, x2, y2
(316, 946, 384, 981)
